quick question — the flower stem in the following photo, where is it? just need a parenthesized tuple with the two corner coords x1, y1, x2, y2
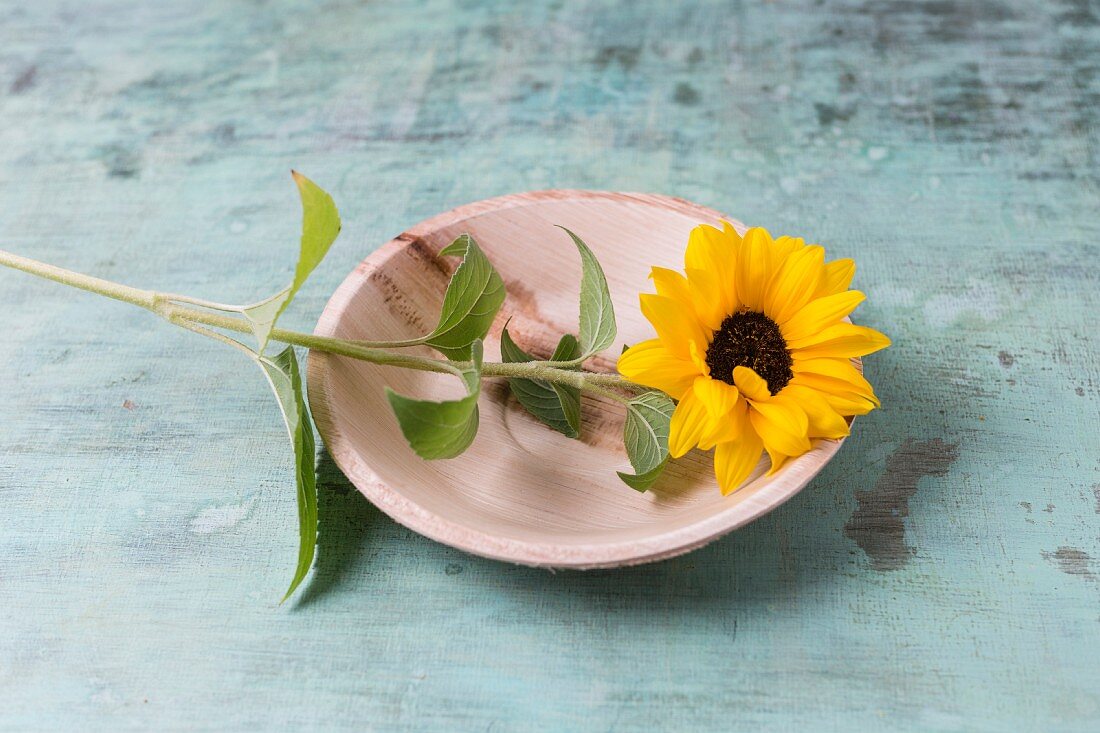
(0, 248, 643, 394)
(0, 248, 158, 309)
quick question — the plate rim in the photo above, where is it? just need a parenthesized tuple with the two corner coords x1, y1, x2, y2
(306, 189, 851, 568)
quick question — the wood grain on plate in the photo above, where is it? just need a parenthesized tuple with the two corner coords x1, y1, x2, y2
(307, 191, 855, 567)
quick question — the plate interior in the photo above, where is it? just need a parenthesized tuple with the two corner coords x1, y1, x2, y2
(307, 192, 848, 566)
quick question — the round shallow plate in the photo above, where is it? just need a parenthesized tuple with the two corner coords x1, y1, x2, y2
(307, 190, 853, 568)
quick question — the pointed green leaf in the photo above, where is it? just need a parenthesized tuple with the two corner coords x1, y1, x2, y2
(256, 346, 317, 601)
(617, 458, 668, 492)
(424, 235, 506, 359)
(550, 335, 582, 361)
(386, 341, 484, 459)
(244, 172, 341, 352)
(617, 391, 674, 491)
(500, 328, 582, 438)
(557, 226, 616, 357)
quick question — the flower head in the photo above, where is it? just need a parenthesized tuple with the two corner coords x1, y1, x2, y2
(618, 223, 889, 494)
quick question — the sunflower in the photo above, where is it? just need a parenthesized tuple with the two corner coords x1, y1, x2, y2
(617, 223, 890, 494)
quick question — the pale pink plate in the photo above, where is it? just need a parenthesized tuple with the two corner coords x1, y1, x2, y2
(307, 191, 853, 568)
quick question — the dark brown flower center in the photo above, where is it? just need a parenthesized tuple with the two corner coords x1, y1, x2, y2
(705, 311, 793, 395)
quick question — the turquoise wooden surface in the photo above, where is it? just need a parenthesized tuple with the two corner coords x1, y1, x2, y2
(1, 0, 1097, 730)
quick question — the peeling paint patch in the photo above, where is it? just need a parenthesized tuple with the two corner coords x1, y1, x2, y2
(1042, 547, 1097, 582)
(673, 82, 700, 105)
(815, 102, 855, 125)
(1094, 484, 1100, 514)
(10, 65, 37, 94)
(190, 497, 256, 534)
(845, 438, 959, 571)
(99, 143, 141, 179)
(594, 45, 640, 71)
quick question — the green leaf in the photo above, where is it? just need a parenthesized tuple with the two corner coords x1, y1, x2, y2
(386, 341, 484, 459)
(500, 327, 582, 438)
(244, 171, 341, 353)
(424, 235, 506, 359)
(240, 288, 290, 349)
(549, 334, 582, 363)
(256, 346, 317, 602)
(617, 391, 675, 491)
(557, 226, 616, 357)
(617, 458, 668, 492)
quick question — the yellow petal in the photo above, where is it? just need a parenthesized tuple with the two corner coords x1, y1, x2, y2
(721, 220, 745, 240)
(771, 235, 805, 265)
(669, 382, 712, 458)
(764, 244, 825, 324)
(617, 338, 699, 399)
(789, 371, 878, 406)
(699, 421, 742, 452)
(684, 266, 727, 332)
(782, 384, 851, 439)
(780, 290, 866, 343)
(714, 417, 763, 495)
(694, 377, 740, 420)
(684, 223, 727, 269)
(639, 293, 710, 360)
(693, 378, 742, 449)
(792, 357, 879, 404)
(736, 227, 774, 310)
(788, 323, 891, 358)
(765, 450, 792, 475)
(688, 339, 710, 376)
(650, 267, 694, 311)
(789, 372, 879, 415)
(749, 396, 811, 457)
(818, 258, 856, 296)
(685, 224, 738, 318)
(819, 390, 878, 415)
(733, 365, 771, 402)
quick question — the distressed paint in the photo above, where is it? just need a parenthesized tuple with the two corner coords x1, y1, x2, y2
(844, 438, 960, 571)
(0, 0, 1097, 730)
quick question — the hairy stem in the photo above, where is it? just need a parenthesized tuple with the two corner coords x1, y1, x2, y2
(0, 248, 158, 309)
(0, 248, 643, 394)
